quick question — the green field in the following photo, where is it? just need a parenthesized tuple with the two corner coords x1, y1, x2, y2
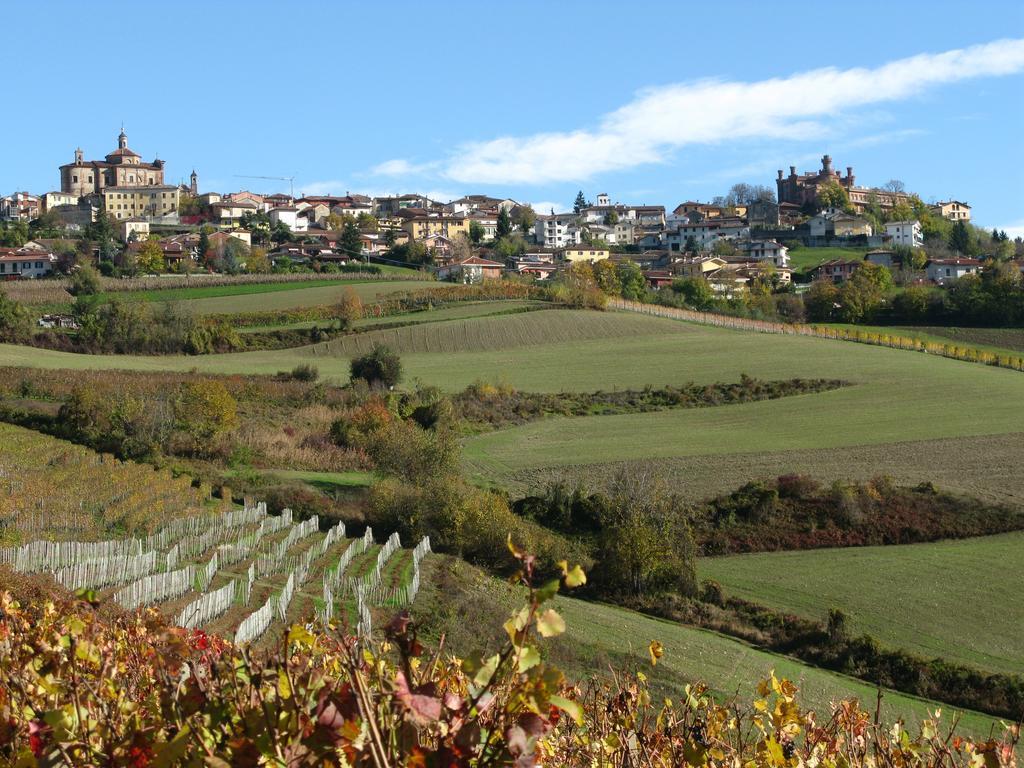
(788, 246, 870, 272)
(109, 279, 436, 315)
(414, 558, 1005, 739)
(700, 532, 1024, 676)
(237, 300, 547, 333)
(4, 309, 1024, 505)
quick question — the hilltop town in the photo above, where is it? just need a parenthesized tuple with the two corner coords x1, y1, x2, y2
(1, 133, 1018, 304)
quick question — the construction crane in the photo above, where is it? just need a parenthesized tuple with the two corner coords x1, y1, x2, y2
(233, 174, 295, 198)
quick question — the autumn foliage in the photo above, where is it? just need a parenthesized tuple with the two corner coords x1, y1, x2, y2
(0, 549, 1018, 766)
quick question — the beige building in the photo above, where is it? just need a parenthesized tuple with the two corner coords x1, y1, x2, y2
(930, 200, 971, 222)
(60, 129, 166, 197)
(102, 186, 180, 220)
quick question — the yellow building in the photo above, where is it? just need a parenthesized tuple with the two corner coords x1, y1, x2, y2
(559, 246, 610, 263)
(400, 215, 470, 241)
(102, 185, 180, 220)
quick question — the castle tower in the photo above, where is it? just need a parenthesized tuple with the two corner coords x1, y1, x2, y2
(190, 170, 198, 196)
(821, 154, 833, 175)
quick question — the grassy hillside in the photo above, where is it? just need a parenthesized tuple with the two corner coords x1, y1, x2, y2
(699, 532, 1024, 676)
(144, 278, 435, 315)
(788, 246, 870, 271)
(413, 556, 1005, 739)
(237, 299, 547, 333)
(4, 310, 1024, 502)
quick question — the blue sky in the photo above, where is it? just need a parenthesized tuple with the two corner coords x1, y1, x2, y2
(3, 1, 1023, 233)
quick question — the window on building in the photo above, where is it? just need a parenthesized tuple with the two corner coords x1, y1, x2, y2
(35, 262, 42, 269)
(72, 175, 78, 183)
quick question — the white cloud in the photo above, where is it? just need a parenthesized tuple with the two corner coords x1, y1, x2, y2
(369, 159, 438, 176)
(425, 38, 1024, 185)
(997, 220, 1024, 239)
(529, 201, 570, 215)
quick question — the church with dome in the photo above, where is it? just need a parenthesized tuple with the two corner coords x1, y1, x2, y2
(59, 129, 168, 197)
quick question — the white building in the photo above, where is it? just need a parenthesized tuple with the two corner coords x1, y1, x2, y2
(534, 213, 582, 248)
(926, 258, 981, 283)
(268, 206, 308, 232)
(0, 246, 57, 278)
(886, 220, 923, 248)
(742, 240, 790, 268)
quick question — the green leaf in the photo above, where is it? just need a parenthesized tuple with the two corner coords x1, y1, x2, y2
(517, 645, 541, 673)
(550, 695, 584, 725)
(535, 578, 560, 604)
(152, 724, 192, 768)
(536, 609, 565, 638)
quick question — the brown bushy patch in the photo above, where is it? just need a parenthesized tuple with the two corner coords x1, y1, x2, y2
(454, 375, 846, 431)
(694, 475, 1024, 554)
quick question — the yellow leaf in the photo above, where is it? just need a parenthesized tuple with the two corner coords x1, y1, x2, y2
(517, 645, 541, 673)
(537, 609, 565, 638)
(648, 640, 664, 666)
(277, 670, 292, 700)
(287, 624, 315, 648)
(558, 561, 587, 588)
(550, 694, 584, 725)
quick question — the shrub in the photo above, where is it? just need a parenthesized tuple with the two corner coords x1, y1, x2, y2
(68, 264, 101, 296)
(350, 343, 402, 388)
(0, 294, 31, 344)
(290, 363, 319, 382)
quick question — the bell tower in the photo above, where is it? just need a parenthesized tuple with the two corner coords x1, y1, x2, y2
(118, 126, 128, 149)
(190, 170, 198, 196)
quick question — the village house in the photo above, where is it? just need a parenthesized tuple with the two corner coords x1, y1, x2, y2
(41, 191, 78, 212)
(741, 240, 790, 268)
(864, 249, 901, 270)
(674, 255, 728, 279)
(212, 199, 259, 227)
(398, 210, 470, 241)
(117, 217, 150, 242)
(886, 220, 923, 248)
(1, 192, 42, 222)
(559, 245, 610, 263)
(929, 200, 971, 222)
(534, 213, 582, 248)
(268, 206, 308, 233)
(0, 246, 57, 278)
(436, 255, 504, 283)
(926, 257, 981, 283)
(810, 259, 862, 283)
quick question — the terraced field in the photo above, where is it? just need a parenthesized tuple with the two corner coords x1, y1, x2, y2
(699, 532, 1024, 676)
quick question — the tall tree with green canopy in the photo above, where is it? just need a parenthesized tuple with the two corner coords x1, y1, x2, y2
(341, 219, 363, 258)
(496, 208, 513, 239)
(573, 190, 587, 215)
